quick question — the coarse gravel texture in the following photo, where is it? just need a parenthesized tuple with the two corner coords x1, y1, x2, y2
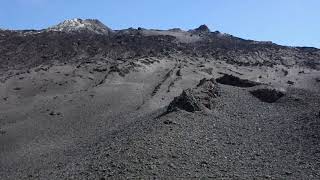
(1, 19, 320, 179)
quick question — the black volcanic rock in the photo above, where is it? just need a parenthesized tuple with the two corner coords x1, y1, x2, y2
(250, 88, 285, 103)
(216, 74, 260, 87)
(167, 78, 219, 112)
(194, 24, 210, 33)
(167, 89, 202, 112)
(0, 19, 320, 71)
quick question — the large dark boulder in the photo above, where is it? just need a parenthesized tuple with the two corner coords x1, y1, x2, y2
(167, 78, 219, 112)
(250, 88, 285, 103)
(216, 74, 260, 87)
(167, 89, 201, 112)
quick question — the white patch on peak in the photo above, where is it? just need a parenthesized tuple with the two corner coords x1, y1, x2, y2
(46, 18, 113, 35)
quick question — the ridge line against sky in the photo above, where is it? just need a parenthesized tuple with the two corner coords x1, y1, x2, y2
(0, 0, 319, 48)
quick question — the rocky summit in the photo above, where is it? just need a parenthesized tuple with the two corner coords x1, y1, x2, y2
(0, 19, 320, 179)
(46, 18, 113, 35)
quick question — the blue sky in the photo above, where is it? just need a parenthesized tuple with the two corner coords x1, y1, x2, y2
(0, 0, 319, 48)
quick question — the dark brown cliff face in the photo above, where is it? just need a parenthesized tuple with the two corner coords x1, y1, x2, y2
(0, 25, 319, 71)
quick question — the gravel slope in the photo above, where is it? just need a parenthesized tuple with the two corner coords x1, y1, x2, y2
(1, 74, 319, 179)
(0, 22, 320, 179)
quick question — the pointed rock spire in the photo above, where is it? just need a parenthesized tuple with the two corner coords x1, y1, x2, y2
(194, 24, 210, 33)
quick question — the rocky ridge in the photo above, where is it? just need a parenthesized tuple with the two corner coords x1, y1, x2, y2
(0, 19, 319, 71)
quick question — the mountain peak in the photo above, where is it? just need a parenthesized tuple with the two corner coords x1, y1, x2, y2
(47, 18, 113, 35)
(194, 24, 210, 33)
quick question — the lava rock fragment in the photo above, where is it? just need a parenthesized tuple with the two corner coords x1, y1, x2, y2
(216, 74, 259, 87)
(167, 78, 219, 112)
(250, 88, 285, 103)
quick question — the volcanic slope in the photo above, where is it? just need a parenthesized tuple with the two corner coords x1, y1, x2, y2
(0, 19, 320, 179)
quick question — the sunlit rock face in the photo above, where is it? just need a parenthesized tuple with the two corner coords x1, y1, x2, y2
(47, 18, 113, 35)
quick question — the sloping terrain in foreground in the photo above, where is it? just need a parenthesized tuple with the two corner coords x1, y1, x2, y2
(0, 19, 320, 179)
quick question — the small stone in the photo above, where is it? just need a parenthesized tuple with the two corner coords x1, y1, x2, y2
(285, 171, 293, 175)
(163, 120, 175, 125)
(49, 111, 55, 116)
(171, 155, 178, 159)
(287, 81, 294, 85)
(200, 161, 208, 167)
(168, 163, 176, 169)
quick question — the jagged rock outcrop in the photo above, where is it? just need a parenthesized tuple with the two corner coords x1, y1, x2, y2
(167, 89, 202, 112)
(193, 24, 210, 33)
(167, 78, 219, 112)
